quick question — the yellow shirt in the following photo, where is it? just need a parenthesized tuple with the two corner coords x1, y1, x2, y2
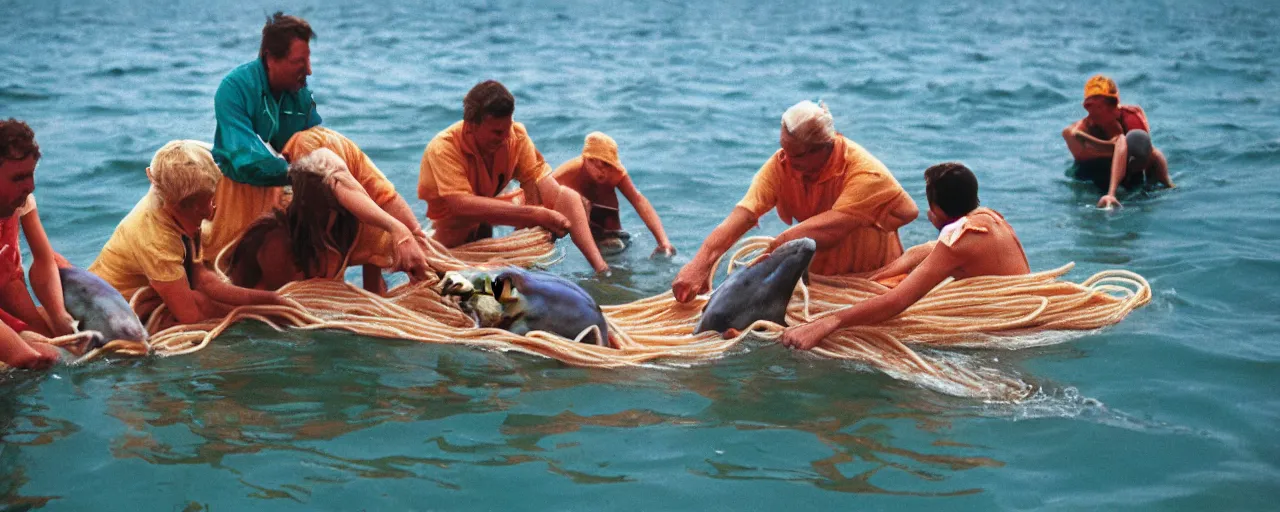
(281, 126, 400, 207)
(89, 193, 202, 300)
(418, 120, 552, 221)
(737, 136, 912, 275)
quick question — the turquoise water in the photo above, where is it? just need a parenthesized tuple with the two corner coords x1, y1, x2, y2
(3, 0, 1279, 509)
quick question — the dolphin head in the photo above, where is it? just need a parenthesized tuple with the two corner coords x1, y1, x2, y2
(493, 268, 611, 348)
(695, 237, 816, 335)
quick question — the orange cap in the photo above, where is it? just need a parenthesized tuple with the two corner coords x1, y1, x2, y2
(1084, 75, 1119, 101)
(582, 132, 625, 173)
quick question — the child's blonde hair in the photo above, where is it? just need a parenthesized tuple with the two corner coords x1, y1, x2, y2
(148, 140, 220, 206)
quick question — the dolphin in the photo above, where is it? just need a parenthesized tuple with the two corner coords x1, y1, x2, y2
(59, 266, 148, 351)
(694, 237, 816, 336)
(493, 268, 611, 348)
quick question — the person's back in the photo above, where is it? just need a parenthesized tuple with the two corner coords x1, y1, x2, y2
(937, 207, 1028, 280)
(780, 162, 1029, 350)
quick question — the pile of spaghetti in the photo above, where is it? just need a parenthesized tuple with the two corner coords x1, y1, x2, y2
(72, 228, 1151, 400)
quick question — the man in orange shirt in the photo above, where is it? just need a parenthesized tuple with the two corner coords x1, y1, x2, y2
(672, 101, 918, 303)
(418, 81, 608, 273)
(1062, 75, 1174, 209)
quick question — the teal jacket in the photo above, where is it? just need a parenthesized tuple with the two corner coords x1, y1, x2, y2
(212, 59, 322, 187)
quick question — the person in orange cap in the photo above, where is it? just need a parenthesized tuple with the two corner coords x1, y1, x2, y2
(1062, 74, 1174, 208)
(549, 132, 675, 257)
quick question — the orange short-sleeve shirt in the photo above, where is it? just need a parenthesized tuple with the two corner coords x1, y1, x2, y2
(281, 127, 400, 207)
(418, 121, 552, 221)
(736, 136, 913, 275)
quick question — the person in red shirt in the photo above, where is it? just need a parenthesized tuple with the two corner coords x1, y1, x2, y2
(1062, 75, 1174, 209)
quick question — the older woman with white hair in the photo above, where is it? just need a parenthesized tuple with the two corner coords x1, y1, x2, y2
(672, 101, 918, 303)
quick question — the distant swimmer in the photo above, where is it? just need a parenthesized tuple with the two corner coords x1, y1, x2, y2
(417, 80, 609, 273)
(549, 132, 675, 257)
(1062, 75, 1174, 209)
(671, 100, 918, 303)
(780, 162, 1029, 350)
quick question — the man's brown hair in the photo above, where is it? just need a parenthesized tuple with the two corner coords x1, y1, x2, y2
(924, 162, 980, 218)
(260, 12, 314, 60)
(0, 119, 40, 162)
(463, 80, 515, 124)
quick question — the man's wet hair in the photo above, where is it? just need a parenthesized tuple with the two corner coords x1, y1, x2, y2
(463, 80, 515, 124)
(0, 118, 40, 162)
(924, 162, 980, 218)
(260, 12, 314, 60)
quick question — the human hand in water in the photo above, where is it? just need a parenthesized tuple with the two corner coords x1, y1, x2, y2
(651, 243, 677, 259)
(1097, 194, 1122, 209)
(535, 209, 571, 238)
(780, 316, 840, 351)
(671, 262, 711, 303)
(9, 342, 59, 370)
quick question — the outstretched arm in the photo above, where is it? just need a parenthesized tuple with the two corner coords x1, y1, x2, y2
(671, 207, 757, 303)
(0, 323, 57, 370)
(534, 176, 608, 273)
(20, 207, 75, 335)
(617, 176, 675, 256)
(329, 173, 430, 281)
(780, 242, 960, 350)
(192, 266, 289, 308)
(438, 194, 565, 234)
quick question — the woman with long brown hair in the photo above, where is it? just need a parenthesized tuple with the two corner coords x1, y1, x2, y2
(229, 148, 422, 291)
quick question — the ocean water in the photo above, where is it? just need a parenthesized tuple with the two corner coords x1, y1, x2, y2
(2, 0, 1279, 509)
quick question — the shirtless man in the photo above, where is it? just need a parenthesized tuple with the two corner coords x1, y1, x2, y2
(779, 162, 1029, 350)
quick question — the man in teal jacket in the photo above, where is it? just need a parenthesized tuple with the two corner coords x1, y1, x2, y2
(206, 12, 322, 257)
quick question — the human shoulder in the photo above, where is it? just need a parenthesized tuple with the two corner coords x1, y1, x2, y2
(510, 121, 532, 141)
(219, 60, 264, 91)
(840, 136, 890, 175)
(427, 121, 465, 148)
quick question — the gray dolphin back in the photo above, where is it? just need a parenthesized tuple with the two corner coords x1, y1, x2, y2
(59, 266, 148, 347)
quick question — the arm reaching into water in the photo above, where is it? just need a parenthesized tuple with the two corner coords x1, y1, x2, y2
(779, 240, 962, 350)
(616, 176, 675, 257)
(671, 207, 757, 303)
(20, 206, 76, 336)
(328, 172, 431, 282)
(534, 176, 608, 273)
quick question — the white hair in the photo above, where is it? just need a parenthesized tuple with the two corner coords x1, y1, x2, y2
(781, 100, 835, 145)
(288, 147, 349, 180)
